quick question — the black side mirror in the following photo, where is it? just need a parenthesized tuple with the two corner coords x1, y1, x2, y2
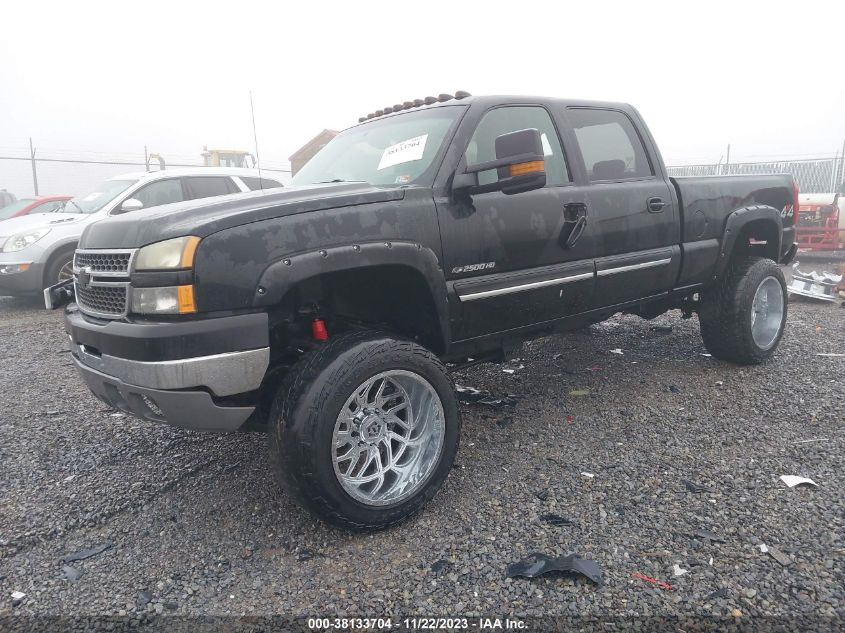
(453, 128, 547, 196)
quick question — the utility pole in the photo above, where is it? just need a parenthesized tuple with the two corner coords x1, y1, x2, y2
(144, 145, 149, 172)
(29, 137, 39, 196)
(724, 144, 731, 176)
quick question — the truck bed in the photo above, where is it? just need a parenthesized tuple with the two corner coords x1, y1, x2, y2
(671, 174, 794, 249)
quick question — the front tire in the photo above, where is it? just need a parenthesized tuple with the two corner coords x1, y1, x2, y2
(269, 331, 460, 530)
(699, 256, 787, 364)
(43, 248, 75, 289)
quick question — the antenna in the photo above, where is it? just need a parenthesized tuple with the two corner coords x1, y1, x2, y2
(249, 90, 263, 190)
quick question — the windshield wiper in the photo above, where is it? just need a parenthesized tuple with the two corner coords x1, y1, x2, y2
(64, 199, 85, 213)
(316, 179, 363, 184)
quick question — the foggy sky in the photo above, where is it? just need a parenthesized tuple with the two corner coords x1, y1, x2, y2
(2, 0, 844, 174)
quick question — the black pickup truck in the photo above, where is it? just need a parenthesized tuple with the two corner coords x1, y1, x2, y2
(50, 93, 798, 529)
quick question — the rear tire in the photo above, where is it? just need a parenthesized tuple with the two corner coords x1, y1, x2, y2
(268, 331, 460, 530)
(699, 256, 787, 365)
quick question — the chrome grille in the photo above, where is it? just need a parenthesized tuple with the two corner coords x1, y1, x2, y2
(73, 249, 135, 318)
(76, 284, 127, 317)
(74, 251, 132, 273)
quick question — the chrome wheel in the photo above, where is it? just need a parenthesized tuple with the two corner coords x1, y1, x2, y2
(57, 259, 74, 282)
(332, 370, 445, 506)
(751, 276, 784, 350)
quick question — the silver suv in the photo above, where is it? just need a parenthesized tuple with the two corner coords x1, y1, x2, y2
(0, 168, 281, 297)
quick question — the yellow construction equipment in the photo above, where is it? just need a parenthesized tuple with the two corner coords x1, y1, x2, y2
(201, 147, 255, 168)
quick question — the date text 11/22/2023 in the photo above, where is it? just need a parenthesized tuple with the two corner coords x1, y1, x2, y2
(307, 617, 527, 630)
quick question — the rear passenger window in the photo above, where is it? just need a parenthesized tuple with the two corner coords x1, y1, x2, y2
(185, 176, 238, 200)
(240, 176, 283, 190)
(567, 108, 653, 181)
(466, 106, 569, 187)
(133, 179, 185, 208)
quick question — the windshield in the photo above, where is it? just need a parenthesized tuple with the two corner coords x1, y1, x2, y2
(290, 107, 463, 187)
(65, 179, 137, 214)
(0, 199, 36, 220)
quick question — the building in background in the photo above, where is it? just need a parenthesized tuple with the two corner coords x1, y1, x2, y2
(289, 130, 337, 176)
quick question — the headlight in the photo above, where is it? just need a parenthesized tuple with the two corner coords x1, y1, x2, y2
(135, 236, 200, 271)
(2, 228, 51, 253)
(131, 285, 196, 314)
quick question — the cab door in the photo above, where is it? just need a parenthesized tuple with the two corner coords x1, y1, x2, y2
(435, 104, 595, 340)
(564, 107, 680, 307)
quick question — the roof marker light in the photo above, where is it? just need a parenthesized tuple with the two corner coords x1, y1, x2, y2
(358, 90, 472, 123)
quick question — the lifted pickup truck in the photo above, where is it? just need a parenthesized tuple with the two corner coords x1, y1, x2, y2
(51, 93, 798, 529)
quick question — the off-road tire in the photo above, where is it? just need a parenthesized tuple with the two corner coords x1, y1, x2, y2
(268, 330, 460, 530)
(699, 256, 787, 365)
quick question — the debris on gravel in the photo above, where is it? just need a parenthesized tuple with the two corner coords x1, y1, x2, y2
(540, 514, 573, 528)
(765, 545, 794, 567)
(61, 542, 114, 563)
(780, 475, 819, 488)
(632, 572, 674, 591)
(506, 553, 603, 585)
(0, 295, 842, 621)
(682, 479, 707, 493)
(62, 565, 82, 582)
(686, 529, 725, 543)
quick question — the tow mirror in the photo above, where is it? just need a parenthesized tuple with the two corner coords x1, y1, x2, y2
(453, 128, 547, 196)
(119, 198, 144, 213)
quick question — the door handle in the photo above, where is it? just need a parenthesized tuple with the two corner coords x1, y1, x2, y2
(564, 216, 587, 249)
(647, 197, 667, 213)
(560, 203, 588, 249)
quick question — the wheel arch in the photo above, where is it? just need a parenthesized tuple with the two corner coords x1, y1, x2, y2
(41, 240, 78, 287)
(255, 241, 451, 355)
(714, 205, 782, 280)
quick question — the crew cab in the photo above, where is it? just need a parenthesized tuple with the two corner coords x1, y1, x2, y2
(51, 93, 797, 529)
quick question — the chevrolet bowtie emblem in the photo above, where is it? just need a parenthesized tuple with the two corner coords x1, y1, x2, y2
(77, 266, 92, 289)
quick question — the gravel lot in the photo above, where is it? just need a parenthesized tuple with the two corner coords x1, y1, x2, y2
(0, 290, 843, 627)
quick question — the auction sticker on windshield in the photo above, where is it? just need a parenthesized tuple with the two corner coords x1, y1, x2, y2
(377, 135, 428, 170)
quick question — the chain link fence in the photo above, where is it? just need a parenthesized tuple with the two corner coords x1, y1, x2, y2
(0, 149, 292, 198)
(667, 156, 845, 194)
(2, 146, 844, 199)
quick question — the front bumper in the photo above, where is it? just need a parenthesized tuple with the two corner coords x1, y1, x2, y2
(0, 261, 44, 295)
(73, 357, 258, 431)
(66, 307, 270, 432)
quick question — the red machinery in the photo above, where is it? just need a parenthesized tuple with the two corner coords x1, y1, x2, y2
(795, 193, 845, 251)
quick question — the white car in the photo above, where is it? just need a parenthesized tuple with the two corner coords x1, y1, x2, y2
(0, 168, 282, 297)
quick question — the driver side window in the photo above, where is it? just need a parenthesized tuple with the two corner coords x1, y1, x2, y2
(467, 106, 569, 187)
(132, 179, 185, 209)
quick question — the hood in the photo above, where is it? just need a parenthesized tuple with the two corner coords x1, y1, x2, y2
(0, 212, 90, 237)
(80, 182, 407, 249)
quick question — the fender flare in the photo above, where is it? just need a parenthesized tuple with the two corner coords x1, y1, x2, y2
(253, 240, 451, 353)
(714, 204, 782, 279)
